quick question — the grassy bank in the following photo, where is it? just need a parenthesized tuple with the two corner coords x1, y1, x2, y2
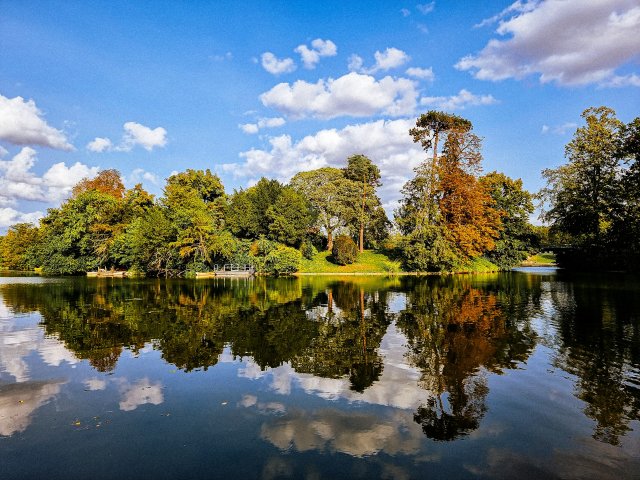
(521, 252, 556, 266)
(297, 250, 500, 275)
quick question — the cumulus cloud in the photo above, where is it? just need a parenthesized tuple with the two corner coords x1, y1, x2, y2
(0, 94, 74, 151)
(294, 38, 337, 69)
(420, 89, 498, 110)
(405, 67, 435, 81)
(121, 122, 167, 151)
(260, 72, 418, 119)
(456, 0, 640, 86)
(239, 117, 286, 134)
(261, 52, 296, 75)
(0, 147, 98, 207)
(224, 118, 426, 213)
(86, 137, 113, 152)
(0, 208, 43, 228)
(350, 48, 411, 74)
(88, 122, 167, 153)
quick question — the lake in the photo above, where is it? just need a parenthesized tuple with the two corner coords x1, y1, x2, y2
(0, 270, 639, 479)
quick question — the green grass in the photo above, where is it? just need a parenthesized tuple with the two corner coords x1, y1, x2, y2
(457, 256, 500, 273)
(523, 252, 556, 265)
(298, 250, 400, 273)
(298, 250, 500, 274)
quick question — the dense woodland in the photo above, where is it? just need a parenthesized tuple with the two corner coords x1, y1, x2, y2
(0, 107, 637, 275)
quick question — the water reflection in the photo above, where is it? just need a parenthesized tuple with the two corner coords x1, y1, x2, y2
(0, 272, 638, 460)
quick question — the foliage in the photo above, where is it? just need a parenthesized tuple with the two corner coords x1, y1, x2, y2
(0, 223, 39, 270)
(290, 167, 359, 251)
(480, 172, 536, 269)
(264, 245, 302, 275)
(299, 239, 318, 260)
(72, 169, 125, 198)
(540, 107, 623, 241)
(266, 187, 315, 246)
(396, 112, 500, 271)
(343, 154, 383, 252)
(331, 235, 359, 265)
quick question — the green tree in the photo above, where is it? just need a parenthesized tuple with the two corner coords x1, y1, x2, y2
(481, 172, 536, 269)
(290, 168, 358, 251)
(541, 106, 624, 242)
(162, 169, 227, 271)
(0, 223, 39, 270)
(343, 154, 382, 252)
(266, 187, 315, 247)
(227, 178, 285, 239)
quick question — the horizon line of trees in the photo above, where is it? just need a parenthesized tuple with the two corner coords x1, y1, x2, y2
(11, 106, 637, 276)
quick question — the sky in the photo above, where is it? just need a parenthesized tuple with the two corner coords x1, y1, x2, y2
(1, 0, 639, 231)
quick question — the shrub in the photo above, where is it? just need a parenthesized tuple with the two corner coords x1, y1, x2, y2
(332, 235, 359, 265)
(264, 245, 302, 275)
(299, 239, 318, 260)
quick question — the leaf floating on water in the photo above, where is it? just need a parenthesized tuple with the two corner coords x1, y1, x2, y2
(73, 420, 81, 426)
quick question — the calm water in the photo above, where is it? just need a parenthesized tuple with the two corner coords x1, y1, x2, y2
(0, 270, 639, 479)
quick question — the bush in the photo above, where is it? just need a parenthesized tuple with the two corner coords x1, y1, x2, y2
(299, 239, 318, 260)
(264, 245, 302, 275)
(332, 235, 359, 265)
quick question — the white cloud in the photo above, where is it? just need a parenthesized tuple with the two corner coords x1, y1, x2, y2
(121, 122, 167, 151)
(457, 0, 640, 87)
(127, 168, 159, 186)
(0, 208, 43, 228)
(420, 89, 498, 110)
(261, 52, 296, 75)
(0, 94, 74, 151)
(295, 38, 337, 69)
(86, 137, 113, 152)
(0, 147, 98, 208)
(260, 72, 418, 119)
(239, 117, 286, 134)
(405, 67, 435, 81)
(87, 122, 167, 153)
(541, 122, 578, 135)
(474, 0, 539, 28)
(416, 2, 435, 14)
(600, 73, 640, 88)
(224, 118, 426, 213)
(118, 377, 164, 412)
(401, 8, 411, 17)
(351, 48, 411, 74)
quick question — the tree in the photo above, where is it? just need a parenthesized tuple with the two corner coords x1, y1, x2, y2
(481, 172, 535, 269)
(409, 111, 473, 224)
(541, 106, 624, 242)
(396, 113, 499, 270)
(343, 154, 382, 252)
(290, 168, 358, 251)
(438, 126, 500, 259)
(72, 169, 125, 198)
(266, 187, 315, 247)
(162, 169, 227, 270)
(0, 223, 39, 270)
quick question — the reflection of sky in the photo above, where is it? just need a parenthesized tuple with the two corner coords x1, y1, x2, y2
(0, 379, 64, 436)
(236, 321, 429, 410)
(0, 294, 78, 383)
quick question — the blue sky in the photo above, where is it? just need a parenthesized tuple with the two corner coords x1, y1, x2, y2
(1, 0, 639, 230)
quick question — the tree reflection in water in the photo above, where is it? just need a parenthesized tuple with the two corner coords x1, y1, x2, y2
(397, 275, 539, 441)
(1, 272, 638, 446)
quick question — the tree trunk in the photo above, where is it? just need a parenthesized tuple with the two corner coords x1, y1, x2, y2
(360, 175, 366, 253)
(327, 230, 333, 251)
